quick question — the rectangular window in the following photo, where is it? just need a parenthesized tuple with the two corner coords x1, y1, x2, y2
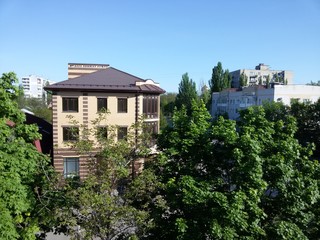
(143, 95, 158, 118)
(97, 98, 108, 112)
(64, 157, 79, 178)
(144, 121, 158, 146)
(97, 126, 108, 139)
(117, 98, 128, 113)
(63, 127, 79, 141)
(63, 97, 78, 112)
(118, 126, 127, 141)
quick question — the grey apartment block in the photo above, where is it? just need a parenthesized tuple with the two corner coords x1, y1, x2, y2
(230, 63, 293, 88)
(211, 85, 320, 120)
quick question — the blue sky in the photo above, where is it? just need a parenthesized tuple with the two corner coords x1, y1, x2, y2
(1, 0, 319, 92)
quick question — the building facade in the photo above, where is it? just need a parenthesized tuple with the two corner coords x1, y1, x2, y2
(212, 85, 320, 120)
(67, 63, 109, 79)
(44, 64, 165, 178)
(230, 63, 294, 88)
(21, 75, 53, 99)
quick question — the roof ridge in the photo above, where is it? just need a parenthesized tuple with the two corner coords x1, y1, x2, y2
(108, 67, 146, 82)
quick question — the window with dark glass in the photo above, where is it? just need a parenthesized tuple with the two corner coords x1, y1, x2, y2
(144, 121, 158, 145)
(64, 157, 79, 178)
(97, 126, 108, 139)
(63, 97, 78, 112)
(117, 98, 128, 113)
(117, 126, 127, 141)
(143, 95, 158, 118)
(97, 98, 108, 112)
(63, 127, 79, 141)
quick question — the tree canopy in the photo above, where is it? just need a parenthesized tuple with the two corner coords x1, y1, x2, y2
(307, 80, 320, 86)
(209, 62, 231, 93)
(239, 71, 248, 88)
(134, 100, 320, 239)
(0, 72, 55, 239)
(49, 113, 154, 239)
(174, 73, 198, 114)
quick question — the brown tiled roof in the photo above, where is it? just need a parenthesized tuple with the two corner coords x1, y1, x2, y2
(45, 67, 165, 94)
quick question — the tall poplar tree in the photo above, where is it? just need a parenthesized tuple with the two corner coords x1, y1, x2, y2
(210, 62, 231, 92)
(239, 71, 248, 88)
(174, 73, 198, 114)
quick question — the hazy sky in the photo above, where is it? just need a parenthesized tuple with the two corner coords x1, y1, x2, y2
(1, 0, 319, 92)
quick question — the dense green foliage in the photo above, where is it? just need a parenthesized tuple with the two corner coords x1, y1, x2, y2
(3, 69, 320, 239)
(307, 80, 320, 86)
(263, 100, 320, 159)
(131, 100, 320, 239)
(51, 114, 153, 240)
(209, 62, 231, 92)
(290, 99, 320, 159)
(0, 72, 55, 239)
(17, 88, 52, 123)
(239, 71, 248, 88)
(174, 73, 198, 114)
(160, 93, 176, 129)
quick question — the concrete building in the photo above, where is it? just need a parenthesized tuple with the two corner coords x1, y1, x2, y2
(21, 75, 53, 99)
(212, 84, 320, 120)
(230, 63, 294, 88)
(44, 63, 165, 178)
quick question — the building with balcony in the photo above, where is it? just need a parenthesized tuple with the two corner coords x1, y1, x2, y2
(230, 63, 293, 88)
(212, 84, 320, 120)
(44, 63, 165, 178)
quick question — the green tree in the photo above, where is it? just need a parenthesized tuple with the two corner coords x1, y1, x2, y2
(53, 114, 153, 239)
(262, 99, 320, 159)
(223, 69, 232, 89)
(239, 71, 248, 88)
(265, 75, 270, 88)
(0, 72, 55, 239)
(307, 80, 320, 86)
(160, 93, 177, 129)
(209, 62, 231, 93)
(44, 81, 52, 105)
(290, 99, 320, 159)
(138, 100, 320, 239)
(26, 97, 52, 122)
(199, 81, 210, 109)
(174, 73, 198, 114)
(16, 82, 52, 123)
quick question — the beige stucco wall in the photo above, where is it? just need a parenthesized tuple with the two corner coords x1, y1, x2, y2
(52, 91, 161, 178)
(87, 92, 137, 126)
(55, 92, 142, 148)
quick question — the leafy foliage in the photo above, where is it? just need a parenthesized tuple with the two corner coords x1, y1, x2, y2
(174, 73, 198, 114)
(160, 93, 177, 129)
(17, 91, 52, 123)
(54, 113, 153, 239)
(290, 99, 320, 159)
(0, 72, 55, 239)
(239, 71, 248, 88)
(307, 80, 320, 86)
(209, 62, 231, 92)
(136, 100, 320, 239)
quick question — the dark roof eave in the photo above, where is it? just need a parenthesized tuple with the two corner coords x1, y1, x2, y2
(44, 86, 165, 94)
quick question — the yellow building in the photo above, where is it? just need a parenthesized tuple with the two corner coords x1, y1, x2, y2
(45, 63, 165, 178)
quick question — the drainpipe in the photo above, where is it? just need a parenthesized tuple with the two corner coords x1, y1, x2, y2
(132, 93, 139, 179)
